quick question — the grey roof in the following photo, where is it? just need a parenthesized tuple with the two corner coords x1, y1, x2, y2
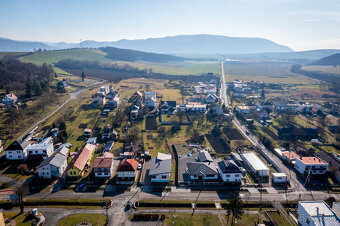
(299, 201, 340, 226)
(198, 151, 213, 162)
(218, 160, 242, 174)
(39, 153, 66, 168)
(187, 162, 218, 176)
(149, 158, 172, 176)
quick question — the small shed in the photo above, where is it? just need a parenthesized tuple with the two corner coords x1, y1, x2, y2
(272, 172, 287, 184)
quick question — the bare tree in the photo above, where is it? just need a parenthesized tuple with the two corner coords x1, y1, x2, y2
(15, 184, 28, 213)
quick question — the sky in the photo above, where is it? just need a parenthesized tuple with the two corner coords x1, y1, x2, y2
(0, 0, 340, 51)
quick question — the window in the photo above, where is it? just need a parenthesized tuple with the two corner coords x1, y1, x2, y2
(29, 151, 32, 154)
(9, 156, 12, 158)
(35, 151, 38, 154)
(17, 151, 20, 153)
(105, 172, 108, 175)
(226, 174, 230, 177)
(152, 176, 156, 179)
(18, 155, 21, 158)
(162, 175, 167, 179)
(235, 174, 240, 177)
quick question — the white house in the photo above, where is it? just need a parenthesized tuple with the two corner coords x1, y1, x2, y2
(236, 106, 252, 115)
(116, 159, 138, 184)
(1, 93, 18, 105)
(5, 140, 31, 160)
(93, 152, 114, 178)
(297, 201, 340, 226)
(272, 173, 288, 184)
(217, 160, 243, 183)
(149, 153, 172, 183)
(38, 153, 67, 179)
(27, 137, 54, 158)
(186, 162, 219, 184)
(186, 104, 207, 114)
(294, 157, 328, 176)
(144, 92, 156, 108)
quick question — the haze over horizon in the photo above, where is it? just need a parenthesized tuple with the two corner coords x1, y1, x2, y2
(1, 0, 340, 51)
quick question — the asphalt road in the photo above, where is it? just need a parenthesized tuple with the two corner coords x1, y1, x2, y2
(219, 61, 306, 192)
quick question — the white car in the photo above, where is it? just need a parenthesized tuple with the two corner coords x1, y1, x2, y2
(137, 163, 142, 170)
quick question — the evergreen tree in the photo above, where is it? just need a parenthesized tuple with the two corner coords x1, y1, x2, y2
(81, 71, 85, 82)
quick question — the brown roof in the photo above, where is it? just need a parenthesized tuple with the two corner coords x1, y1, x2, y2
(297, 156, 327, 165)
(117, 159, 138, 172)
(282, 151, 300, 161)
(72, 144, 96, 171)
(93, 157, 113, 168)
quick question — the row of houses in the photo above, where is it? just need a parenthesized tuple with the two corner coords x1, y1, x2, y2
(5, 137, 54, 160)
(92, 85, 121, 112)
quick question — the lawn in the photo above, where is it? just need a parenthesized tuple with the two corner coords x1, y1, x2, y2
(57, 213, 107, 226)
(266, 211, 292, 226)
(227, 214, 261, 226)
(3, 212, 34, 226)
(164, 213, 224, 226)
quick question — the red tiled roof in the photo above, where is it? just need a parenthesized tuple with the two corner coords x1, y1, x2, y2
(117, 159, 138, 172)
(72, 144, 96, 171)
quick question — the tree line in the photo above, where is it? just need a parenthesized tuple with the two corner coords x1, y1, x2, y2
(0, 56, 54, 98)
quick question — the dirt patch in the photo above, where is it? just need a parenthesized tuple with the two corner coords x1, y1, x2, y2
(206, 134, 230, 154)
(223, 128, 245, 140)
(262, 127, 279, 140)
(78, 123, 88, 129)
(145, 117, 157, 130)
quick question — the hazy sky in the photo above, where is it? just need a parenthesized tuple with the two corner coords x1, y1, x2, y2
(1, 0, 340, 51)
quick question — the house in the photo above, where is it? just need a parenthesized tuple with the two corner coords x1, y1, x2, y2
(86, 137, 97, 145)
(27, 137, 54, 158)
(205, 93, 218, 103)
(281, 151, 300, 165)
(83, 128, 92, 137)
(272, 173, 288, 184)
(106, 90, 118, 99)
(131, 91, 143, 103)
(57, 79, 68, 89)
(92, 95, 107, 106)
(130, 104, 140, 118)
(297, 201, 340, 226)
(5, 140, 31, 160)
(186, 161, 219, 184)
(104, 141, 114, 152)
(235, 106, 252, 115)
(315, 150, 340, 182)
(186, 104, 207, 114)
(102, 124, 114, 140)
(333, 202, 340, 217)
(217, 160, 243, 183)
(116, 159, 138, 184)
(38, 153, 67, 179)
(93, 152, 114, 179)
(97, 86, 109, 96)
(160, 101, 177, 114)
(294, 156, 328, 176)
(67, 144, 96, 178)
(2, 93, 18, 105)
(210, 104, 223, 116)
(198, 150, 213, 162)
(257, 108, 269, 120)
(149, 153, 172, 183)
(144, 92, 156, 108)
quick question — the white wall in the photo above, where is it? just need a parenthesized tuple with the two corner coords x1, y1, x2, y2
(294, 159, 328, 175)
(6, 149, 27, 160)
(27, 143, 54, 157)
(38, 165, 52, 179)
(217, 166, 242, 182)
(151, 173, 170, 182)
(118, 171, 135, 178)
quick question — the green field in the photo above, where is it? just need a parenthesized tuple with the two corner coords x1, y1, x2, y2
(302, 65, 340, 75)
(57, 214, 107, 226)
(224, 62, 317, 84)
(164, 213, 224, 226)
(0, 52, 27, 58)
(17, 48, 221, 76)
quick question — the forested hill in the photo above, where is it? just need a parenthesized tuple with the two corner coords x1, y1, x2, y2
(312, 53, 340, 66)
(100, 47, 185, 62)
(0, 56, 54, 96)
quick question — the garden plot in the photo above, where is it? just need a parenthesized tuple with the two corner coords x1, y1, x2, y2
(223, 128, 245, 140)
(145, 116, 158, 130)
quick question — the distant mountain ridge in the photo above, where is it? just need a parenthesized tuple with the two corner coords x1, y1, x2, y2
(312, 53, 340, 66)
(0, 34, 292, 54)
